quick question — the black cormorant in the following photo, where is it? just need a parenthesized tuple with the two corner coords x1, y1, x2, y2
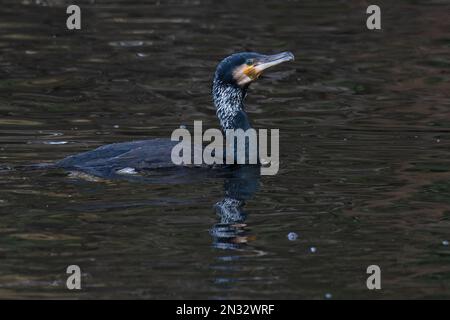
(55, 51, 294, 177)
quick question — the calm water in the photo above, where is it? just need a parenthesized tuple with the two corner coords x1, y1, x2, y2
(1, 0, 450, 299)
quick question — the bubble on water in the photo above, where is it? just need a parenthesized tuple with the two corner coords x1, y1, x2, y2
(310, 247, 317, 253)
(442, 240, 449, 246)
(324, 293, 332, 299)
(44, 141, 68, 145)
(113, 125, 120, 129)
(287, 232, 298, 241)
(136, 53, 148, 58)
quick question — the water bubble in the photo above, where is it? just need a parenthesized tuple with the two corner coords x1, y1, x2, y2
(113, 125, 120, 129)
(442, 240, 449, 246)
(310, 247, 317, 253)
(287, 232, 298, 241)
(324, 293, 332, 299)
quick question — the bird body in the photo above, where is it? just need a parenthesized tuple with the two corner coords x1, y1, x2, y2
(55, 51, 294, 178)
(56, 138, 177, 177)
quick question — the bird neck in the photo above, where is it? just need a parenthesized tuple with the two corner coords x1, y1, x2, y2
(212, 80, 252, 131)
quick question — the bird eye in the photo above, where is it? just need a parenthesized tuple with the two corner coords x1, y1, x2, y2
(245, 59, 254, 66)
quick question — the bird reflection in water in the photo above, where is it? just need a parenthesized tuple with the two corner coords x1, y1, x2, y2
(210, 165, 260, 250)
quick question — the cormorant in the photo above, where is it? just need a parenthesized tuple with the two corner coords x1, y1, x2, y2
(55, 51, 295, 177)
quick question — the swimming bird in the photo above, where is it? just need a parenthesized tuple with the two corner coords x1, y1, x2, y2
(55, 51, 294, 178)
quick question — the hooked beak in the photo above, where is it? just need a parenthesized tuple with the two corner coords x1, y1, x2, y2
(253, 51, 295, 74)
(234, 51, 295, 86)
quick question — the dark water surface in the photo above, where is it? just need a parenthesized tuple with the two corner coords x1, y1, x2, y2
(1, 0, 450, 299)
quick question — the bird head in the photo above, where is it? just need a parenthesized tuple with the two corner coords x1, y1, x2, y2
(214, 51, 295, 88)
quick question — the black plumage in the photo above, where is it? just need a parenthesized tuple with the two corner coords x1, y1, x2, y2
(55, 52, 294, 178)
